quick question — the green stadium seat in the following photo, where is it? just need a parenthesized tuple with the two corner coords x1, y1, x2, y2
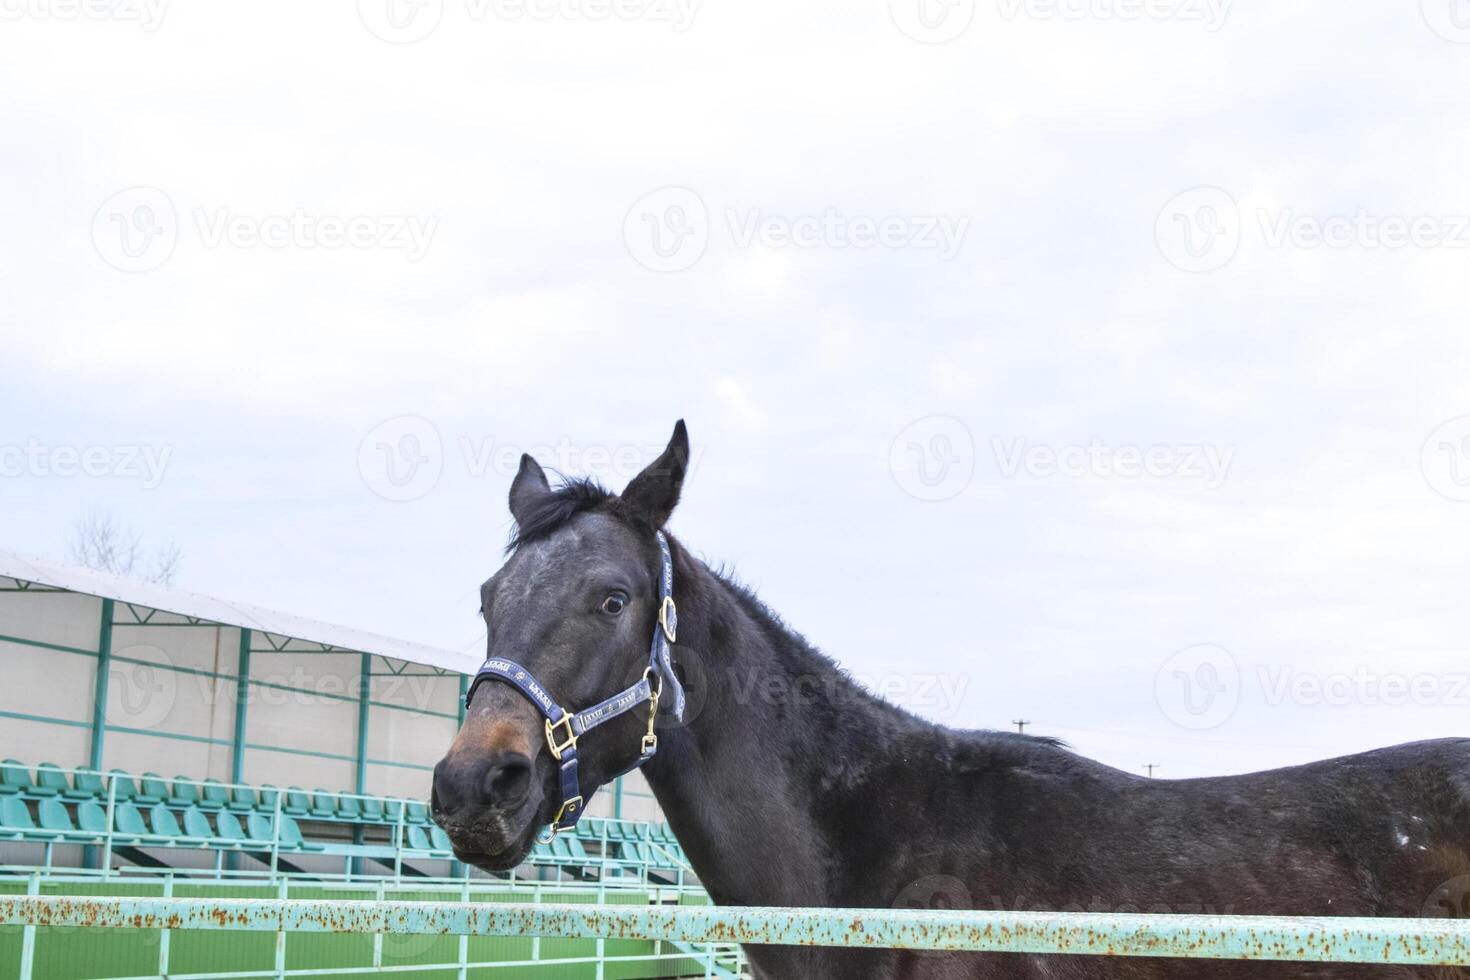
(113, 802, 149, 842)
(200, 779, 230, 810)
(0, 796, 34, 837)
(309, 789, 337, 818)
(283, 787, 310, 816)
(277, 815, 325, 852)
(77, 801, 107, 835)
(107, 770, 138, 801)
(430, 826, 453, 853)
(69, 770, 105, 801)
(0, 759, 29, 794)
(360, 796, 384, 821)
(38, 799, 76, 834)
(34, 763, 68, 797)
(258, 785, 281, 811)
(384, 799, 404, 823)
(405, 825, 432, 850)
(405, 801, 430, 825)
(245, 813, 276, 844)
(149, 804, 185, 839)
(138, 773, 168, 804)
(215, 810, 247, 843)
(529, 840, 555, 863)
(182, 807, 215, 841)
(337, 794, 361, 820)
(168, 777, 201, 808)
(228, 786, 256, 812)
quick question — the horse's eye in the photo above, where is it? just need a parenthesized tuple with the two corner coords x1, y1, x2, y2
(599, 594, 626, 615)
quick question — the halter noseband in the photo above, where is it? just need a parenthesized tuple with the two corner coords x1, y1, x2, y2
(463, 531, 684, 842)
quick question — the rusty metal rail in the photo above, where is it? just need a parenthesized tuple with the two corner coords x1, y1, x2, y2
(2, 895, 1469, 965)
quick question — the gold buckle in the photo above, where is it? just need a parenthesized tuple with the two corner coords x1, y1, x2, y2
(658, 596, 677, 643)
(545, 716, 577, 760)
(553, 795, 583, 826)
(641, 675, 661, 755)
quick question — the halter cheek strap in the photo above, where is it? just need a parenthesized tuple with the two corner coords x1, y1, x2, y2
(463, 531, 684, 841)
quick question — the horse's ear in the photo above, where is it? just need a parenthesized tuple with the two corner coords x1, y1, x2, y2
(621, 420, 689, 529)
(509, 454, 551, 526)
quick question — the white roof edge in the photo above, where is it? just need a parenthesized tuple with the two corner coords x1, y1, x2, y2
(0, 548, 478, 676)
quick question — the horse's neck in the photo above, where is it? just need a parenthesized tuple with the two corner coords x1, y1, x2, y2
(640, 557, 890, 907)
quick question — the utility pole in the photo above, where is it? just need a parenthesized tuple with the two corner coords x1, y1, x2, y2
(1144, 764, 1160, 778)
(1012, 719, 1031, 735)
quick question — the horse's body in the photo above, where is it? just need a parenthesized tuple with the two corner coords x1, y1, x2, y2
(433, 422, 1470, 979)
(642, 547, 1470, 979)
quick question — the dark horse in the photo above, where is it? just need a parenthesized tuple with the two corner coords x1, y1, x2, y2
(433, 421, 1470, 979)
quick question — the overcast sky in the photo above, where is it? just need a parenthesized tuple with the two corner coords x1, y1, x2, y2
(4, 0, 1470, 779)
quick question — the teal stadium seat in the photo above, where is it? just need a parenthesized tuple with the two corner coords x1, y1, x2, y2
(309, 789, 336, 818)
(384, 799, 404, 823)
(278, 815, 325, 852)
(430, 826, 453, 853)
(33, 763, 68, 797)
(405, 801, 430, 825)
(107, 770, 138, 802)
(77, 801, 107, 835)
(215, 810, 247, 843)
(283, 787, 311, 816)
(138, 773, 168, 804)
(258, 785, 281, 811)
(337, 794, 361, 820)
(0, 759, 29, 794)
(246, 813, 277, 844)
(200, 779, 230, 810)
(38, 798, 77, 835)
(360, 796, 384, 821)
(69, 770, 104, 801)
(182, 807, 215, 841)
(168, 777, 201, 808)
(228, 786, 256, 812)
(149, 804, 185, 839)
(405, 825, 432, 850)
(112, 802, 149, 843)
(0, 796, 33, 837)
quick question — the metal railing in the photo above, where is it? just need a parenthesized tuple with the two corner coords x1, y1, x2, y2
(2, 895, 1469, 973)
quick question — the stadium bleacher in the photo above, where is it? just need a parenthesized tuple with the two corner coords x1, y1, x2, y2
(0, 761, 691, 883)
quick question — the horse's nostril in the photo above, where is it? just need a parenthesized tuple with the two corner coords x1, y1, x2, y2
(484, 754, 532, 809)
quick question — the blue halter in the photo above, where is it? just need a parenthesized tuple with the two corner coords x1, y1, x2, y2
(464, 531, 684, 841)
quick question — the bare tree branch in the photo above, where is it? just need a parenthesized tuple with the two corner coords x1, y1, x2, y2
(67, 509, 182, 586)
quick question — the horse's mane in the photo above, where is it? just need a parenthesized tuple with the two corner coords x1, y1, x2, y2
(506, 477, 615, 552)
